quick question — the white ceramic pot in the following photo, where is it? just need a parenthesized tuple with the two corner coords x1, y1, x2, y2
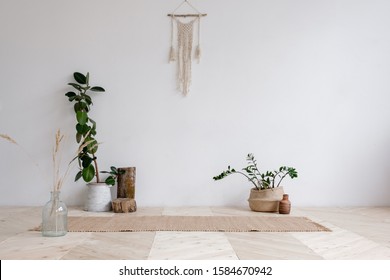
(84, 183, 113, 212)
(248, 187, 284, 212)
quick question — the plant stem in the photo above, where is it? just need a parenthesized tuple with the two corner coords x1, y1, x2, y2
(93, 154, 100, 183)
(251, 159, 262, 178)
(276, 172, 288, 188)
(234, 171, 259, 190)
(272, 171, 281, 188)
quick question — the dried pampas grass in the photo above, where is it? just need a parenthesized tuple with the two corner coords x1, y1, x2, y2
(0, 134, 17, 144)
(1, 133, 39, 168)
(1, 130, 75, 192)
(53, 129, 69, 192)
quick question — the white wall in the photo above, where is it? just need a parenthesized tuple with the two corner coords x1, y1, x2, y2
(1, 0, 390, 207)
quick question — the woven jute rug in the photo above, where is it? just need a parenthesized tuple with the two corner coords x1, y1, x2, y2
(34, 215, 330, 232)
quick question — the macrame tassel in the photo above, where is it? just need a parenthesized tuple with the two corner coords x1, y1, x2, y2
(194, 44, 201, 63)
(169, 46, 176, 62)
(194, 16, 201, 64)
(169, 15, 176, 63)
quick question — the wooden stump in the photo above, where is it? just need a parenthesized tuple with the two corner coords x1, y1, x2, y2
(117, 167, 136, 199)
(112, 198, 137, 213)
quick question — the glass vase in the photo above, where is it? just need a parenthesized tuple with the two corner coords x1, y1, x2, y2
(42, 191, 68, 237)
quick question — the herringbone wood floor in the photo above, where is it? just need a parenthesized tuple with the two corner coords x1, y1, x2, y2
(0, 206, 389, 259)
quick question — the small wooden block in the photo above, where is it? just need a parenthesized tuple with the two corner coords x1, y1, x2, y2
(112, 198, 137, 213)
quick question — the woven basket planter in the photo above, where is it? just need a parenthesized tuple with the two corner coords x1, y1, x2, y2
(248, 187, 284, 212)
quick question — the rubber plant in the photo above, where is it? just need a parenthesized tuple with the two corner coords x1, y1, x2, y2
(213, 154, 298, 190)
(65, 72, 105, 183)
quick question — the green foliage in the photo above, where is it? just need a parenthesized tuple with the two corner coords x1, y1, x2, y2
(213, 154, 298, 190)
(82, 164, 95, 182)
(101, 166, 125, 186)
(65, 72, 105, 183)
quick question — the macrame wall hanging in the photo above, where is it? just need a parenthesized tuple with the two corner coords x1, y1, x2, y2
(168, 0, 207, 96)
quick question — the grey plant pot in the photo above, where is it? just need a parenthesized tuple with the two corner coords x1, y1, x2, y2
(84, 183, 113, 212)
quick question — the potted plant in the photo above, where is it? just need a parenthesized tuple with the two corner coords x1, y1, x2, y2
(65, 72, 120, 211)
(213, 153, 298, 212)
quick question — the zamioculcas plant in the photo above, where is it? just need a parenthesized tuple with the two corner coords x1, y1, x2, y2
(65, 72, 105, 183)
(213, 153, 298, 190)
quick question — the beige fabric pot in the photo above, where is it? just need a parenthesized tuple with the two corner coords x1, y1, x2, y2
(248, 187, 284, 212)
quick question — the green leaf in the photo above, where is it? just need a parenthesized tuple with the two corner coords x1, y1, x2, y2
(76, 123, 89, 134)
(82, 164, 95, 182)
(76, 111, 88, 125)
(84, 95, 93, 105)
(87, 139, 98, 154)
(81, 156, 93, 168)
(105, 176, 116, 186)
(74, 96, 82, 102)
(76, 132, 82, 143)
(74, 72, 87, 84)
(74, 102, 81, 112)
(110, 166, 117, 173)
(65, 92, 76, 98)
(89, 118, 96, 130)
(85, 72, 90, 85)
(74, 101, 88, 113)
(68, 83, 82, 91)
(90, 86, 105, 92)
(75, 171, 82, 182)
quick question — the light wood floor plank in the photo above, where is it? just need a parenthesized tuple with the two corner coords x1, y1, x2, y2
(226, 232, 323, 260)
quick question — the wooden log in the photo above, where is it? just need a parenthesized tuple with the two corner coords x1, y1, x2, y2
(112, 198, 137, 213)
(117, 167, 136, 199)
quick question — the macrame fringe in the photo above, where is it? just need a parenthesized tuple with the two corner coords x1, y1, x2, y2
(169, 16, 202, 95)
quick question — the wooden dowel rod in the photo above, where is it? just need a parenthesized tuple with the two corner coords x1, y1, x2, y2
(167, 14, 207, 17)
